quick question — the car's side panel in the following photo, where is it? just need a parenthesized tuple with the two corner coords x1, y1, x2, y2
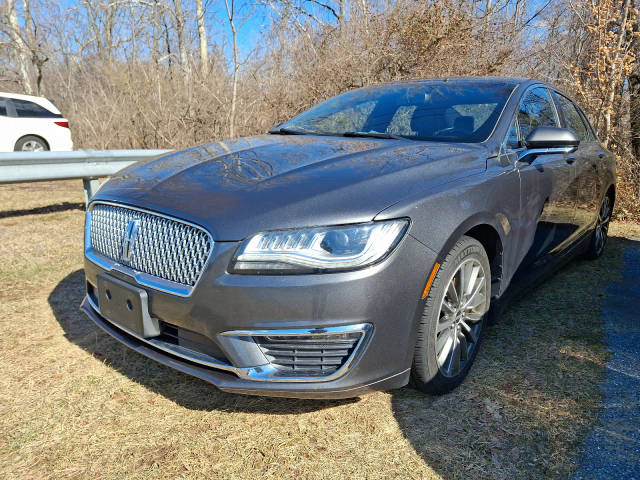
(375, 158, 522, 298)
(514, 86, 582, 265)
(516, 150, 579, 267)
(577, 105, 617, 203)
(571, 141, 603, 235)
(551, 92, 602, 238)
(596, 151, 617, 200)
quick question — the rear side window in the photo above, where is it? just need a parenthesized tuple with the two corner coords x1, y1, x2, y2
(11, 98, 62, 118)
(517, 87, 559, 139)
(555, 94, 590, 142)
(0, 97, 6, 116)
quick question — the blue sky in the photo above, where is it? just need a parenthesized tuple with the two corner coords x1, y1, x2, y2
(49, 0, 278, 59)
(206, 0, 272, 54)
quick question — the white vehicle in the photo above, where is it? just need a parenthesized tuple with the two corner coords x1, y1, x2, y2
(0, 92, 73, 152)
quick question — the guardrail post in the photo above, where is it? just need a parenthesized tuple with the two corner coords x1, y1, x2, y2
(83, 178, 101, 206)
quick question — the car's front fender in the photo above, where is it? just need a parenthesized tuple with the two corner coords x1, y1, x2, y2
(375, 162, 523, 297)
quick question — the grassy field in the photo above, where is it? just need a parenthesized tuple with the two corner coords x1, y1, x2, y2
(1, 180, 639, 480)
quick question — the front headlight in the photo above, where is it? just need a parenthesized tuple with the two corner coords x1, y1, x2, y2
(229, 219, 409, 274)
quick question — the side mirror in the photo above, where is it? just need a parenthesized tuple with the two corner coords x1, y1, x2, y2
(524, 126, 579, 149)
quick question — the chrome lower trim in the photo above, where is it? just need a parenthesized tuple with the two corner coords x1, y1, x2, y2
(220, 325, 371, 337)
(85, 295, 371, 383)
(85, 249, 196, 297)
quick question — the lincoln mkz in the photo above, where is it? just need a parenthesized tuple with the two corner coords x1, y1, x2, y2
(81, 77, 615, 398)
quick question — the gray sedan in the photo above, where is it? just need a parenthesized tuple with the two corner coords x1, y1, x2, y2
(81, 77, 615, 398)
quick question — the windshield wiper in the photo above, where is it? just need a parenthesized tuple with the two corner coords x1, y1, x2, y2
(343, 131, 405, 140)
(268, 127, 308, 135)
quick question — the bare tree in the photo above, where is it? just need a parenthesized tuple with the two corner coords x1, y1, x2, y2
(4, 0, 34, 93)
(630, 15, 640, 161)
(21, 0, 47, 93)
(172, 0, 189, 76)
(564, 0, 637, 146)
(195, 0, 208, 76)
(224, 0, 239, 137)
(261, 0, 341, 26)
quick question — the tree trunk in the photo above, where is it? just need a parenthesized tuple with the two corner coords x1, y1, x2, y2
(163, 12, 173, 73)
(105, 1, 115, 63)
(630, 17, 640, 161)
(172, 0, 190, 77)
(22, 0, 44, 95)
(6, 0, 34, 94)
(225, 0, 238, 138)
(196, 0, 208, 77)
(631, 72, 640, 160)
(601, 0, 631, 147)
(23, 0, 34, 46)
(230, 20, 239, 138)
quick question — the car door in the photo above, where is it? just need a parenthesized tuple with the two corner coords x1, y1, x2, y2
(553, 92, 602, 237)
(509, 86, 579, 271)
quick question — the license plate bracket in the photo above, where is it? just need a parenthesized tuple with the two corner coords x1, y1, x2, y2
(96, 273, 160, 338)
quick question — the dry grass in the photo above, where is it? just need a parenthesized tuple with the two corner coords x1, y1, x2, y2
(1, 181, 638, 479)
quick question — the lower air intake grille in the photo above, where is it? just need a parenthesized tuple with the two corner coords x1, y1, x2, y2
(253, 332, 362, 376)
(158, 321, 228, 363)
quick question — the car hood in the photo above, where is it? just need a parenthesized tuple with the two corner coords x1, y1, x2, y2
(93, 135, 488, 240)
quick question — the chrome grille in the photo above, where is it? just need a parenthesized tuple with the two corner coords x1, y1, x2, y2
(253, 333, 362, 376)
(89, 203, 212, 287)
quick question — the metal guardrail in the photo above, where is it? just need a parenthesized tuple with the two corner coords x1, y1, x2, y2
(0, 150, 172, 205)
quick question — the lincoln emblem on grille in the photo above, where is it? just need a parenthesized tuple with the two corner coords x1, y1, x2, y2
(120, 219, 140, 263)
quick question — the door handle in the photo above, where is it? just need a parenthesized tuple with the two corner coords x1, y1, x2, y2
(565, 156, 576, 164)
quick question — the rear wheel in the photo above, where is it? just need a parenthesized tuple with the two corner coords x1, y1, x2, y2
(585, 193, 612, 259)
(411, 236, 491, 394)
(14, 135, 48, 152)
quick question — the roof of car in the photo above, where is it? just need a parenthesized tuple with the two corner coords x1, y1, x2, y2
(0, 91, 62, 115)
(0, 91, 48, 101)
(367, 77, 538, 89)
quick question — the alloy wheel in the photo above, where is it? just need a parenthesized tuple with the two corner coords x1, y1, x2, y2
(594, 196, 612, 255)
(435, 258, 488, 377)
(21, 140, 45, 152)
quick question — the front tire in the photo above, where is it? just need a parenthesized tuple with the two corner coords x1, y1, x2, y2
(411, 236, 491, 394)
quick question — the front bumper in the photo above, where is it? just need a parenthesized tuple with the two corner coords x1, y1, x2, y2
(81, 233, 435, 398)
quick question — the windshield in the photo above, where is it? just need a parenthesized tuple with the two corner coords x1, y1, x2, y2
(280, 81, 515, 143)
